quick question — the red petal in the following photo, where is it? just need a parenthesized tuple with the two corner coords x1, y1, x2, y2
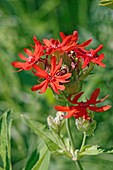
(33, 65, 48, 78)
(12, 61, 24, 68)
(60, 32, 66, 40)
(51, 58, 62, 76)
(24, 48, 33, 56)
(50, 56, 57, 75)
(68, 92, 84, 104)
(89, 105, 111, 112)
(31, 80, 48, 93)
(92, 44, 103, 55)
(77, 39, 92, 48)
(43, 39, 53, 47)
(55, 105, 70, 112)
(96, 95, 109, 103)
(89, 88, 100, 104)
(50, 82, 65, 93)
(18, 53, 27, 61)
(50, 82, 60, 94)
(64, 109, 77, 118)
(56, 73, 71, 83)
(82, 57, 89, 68)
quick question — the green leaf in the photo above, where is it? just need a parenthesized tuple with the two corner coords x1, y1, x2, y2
(79, 145, 104, 156)
(106, 150, 113, 153)
(0, 110, 12, 170)
(24, 149, 39, 170)
(103, 147, 113, 153)
(24, 117, 62, 152)
(32, 144, 50, 170)
(99, 0, 113, 9)
(23, 142, 50, 170)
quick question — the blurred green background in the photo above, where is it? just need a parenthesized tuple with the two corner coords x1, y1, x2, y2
(0, 0, 113, 169)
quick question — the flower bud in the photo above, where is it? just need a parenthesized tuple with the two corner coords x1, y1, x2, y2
(65, 80, 83, 95)
(47, 112, 64, 134)
(75, 117, 96, 136)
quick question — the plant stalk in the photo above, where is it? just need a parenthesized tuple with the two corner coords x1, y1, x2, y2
(75, 160, 84, 170)
(66, 118, 75, 151)
(80, 132, 86, 152)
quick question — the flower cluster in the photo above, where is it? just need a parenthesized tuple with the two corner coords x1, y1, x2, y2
(12, 30, 111, 120)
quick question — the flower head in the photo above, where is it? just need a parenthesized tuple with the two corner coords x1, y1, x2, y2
(43, 31, 79, 55)
(55, 88, 111, 119)
(75, 44, 106, 68)
(12, 36, 43, 71)
(31, 56, 71, 94)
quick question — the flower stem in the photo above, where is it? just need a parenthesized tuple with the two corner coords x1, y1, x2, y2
(80, 132, 86, 152)
(66, 118, 84, 170)
(66, 118, 75, 151)
(75, 160, 84, 170)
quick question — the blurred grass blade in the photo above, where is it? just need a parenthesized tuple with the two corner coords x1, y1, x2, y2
(0, 168, 4, 170)
(99, 0, 113, 9)
(0, 110, 12, 170)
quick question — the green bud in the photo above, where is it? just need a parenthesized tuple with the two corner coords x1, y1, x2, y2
(79, 62, 94, 81)
(62, 53, 72, 67)
(65, 80, 78, 95)
(47, 112, 64, 134)
(75, 117, 96, 136)
(65, 80, 83, 95)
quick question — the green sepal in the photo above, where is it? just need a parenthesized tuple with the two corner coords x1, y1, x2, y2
(0, 110, 12, 170)
(99, 0, 113, 9)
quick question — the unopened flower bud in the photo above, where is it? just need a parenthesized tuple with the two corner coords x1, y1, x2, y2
(47, 112, 64, 134)
(75, 117, 96, 136)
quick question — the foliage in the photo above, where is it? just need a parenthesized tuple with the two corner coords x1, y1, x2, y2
(99, 0, 113, 9)
(0, 0, 113, 169)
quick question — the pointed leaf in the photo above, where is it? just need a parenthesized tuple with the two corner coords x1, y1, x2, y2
(24, 149, 39, 170)
(99, 0, 113, 9)
(0, 110, 12, 170)
(79, 145, 104, 156)
(23, 142, 50, 170)
(32, 144, 50, 170)
(103, 147, 113, 153)
(24, 117, 62, 152)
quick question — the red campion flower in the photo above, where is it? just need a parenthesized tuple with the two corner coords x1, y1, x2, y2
(55, 88, 111, 119)
(31, 56, 72, 94)
(12, 37, 43, 71)
(75, 44, 106, 68)
(43, 31, 92, 55)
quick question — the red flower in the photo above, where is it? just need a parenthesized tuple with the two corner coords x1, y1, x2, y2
(55, 88, 111, 119)
(12, 37, 43, 71)
(31, 56, 72, 94)
(43, 31, 81, 55)
(76, 44, 106, 68)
